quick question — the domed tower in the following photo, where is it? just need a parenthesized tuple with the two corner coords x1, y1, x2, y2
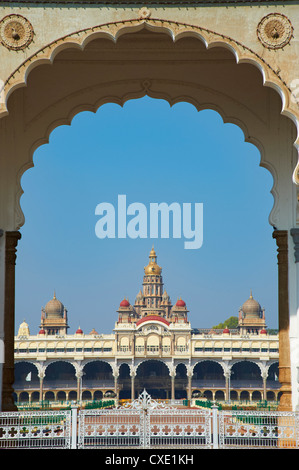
(40, 291, 69, 335)
(141, 247, 168, 318)
(117, 298, 138, 323)
(238, 290, 266, 335)
(170, 298, 189, 323)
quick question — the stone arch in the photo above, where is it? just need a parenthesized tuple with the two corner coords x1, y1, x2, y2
(1, 15, 297, 411)
(44, 391, 55, 402)
(94, 390, 103, 400)
(175, 363, 188, 399)
(14, 361, 39, 384)
(215, 390, 225, 402)
(192, 360, 226, 380)
(19, 391, 30, 403)
(135, 358, 172, 375)
(44, 360, 77, 384)
(118, 362, 131, 378)
(252, 390, 262, 402)
(2, 18, 298, 124)
(175, 362, 188, 375)
(0, 20, 297, 230)
(57, 390, 67, 401)
(82, 360, 114, 382)
(268, 361, 280, 381)
(118, 363, 131, 400)
(230, 360, 263, 384)
(135, 359, 171, 399)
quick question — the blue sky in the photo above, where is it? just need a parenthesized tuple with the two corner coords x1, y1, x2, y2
(15, 96, 277, 334)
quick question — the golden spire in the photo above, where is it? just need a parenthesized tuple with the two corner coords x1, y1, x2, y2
(144, 246, 162, 276)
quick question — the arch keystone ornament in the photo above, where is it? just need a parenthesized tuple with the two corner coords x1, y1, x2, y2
(0, 14, 34, 51)
(138, 7, 151, 20)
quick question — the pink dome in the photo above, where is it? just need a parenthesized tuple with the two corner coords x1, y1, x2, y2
(76, 327, 83, 334)
(39, 329, 45, 335)
(176, 299, 186, 307)
(120, 298, 130, 307)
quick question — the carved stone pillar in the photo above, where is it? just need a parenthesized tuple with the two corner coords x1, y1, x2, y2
(273, 230, 292, 411)
(187, 375, 192, 402)
(130, 367, 136, 401)
(171, 374, 175, 401)
(261, 370, 268, 402)
(186, 366, 193, 402)
(38, 371, 45, 404)
(76, 370, 84, 403)
(2, 231, 21, 411)
(224, 371, 230, 402)
(112, 368, 119, 403)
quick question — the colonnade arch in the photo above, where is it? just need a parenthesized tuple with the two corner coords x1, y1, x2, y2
(13, 357, 280, 404)
(2, 15, 299, 411)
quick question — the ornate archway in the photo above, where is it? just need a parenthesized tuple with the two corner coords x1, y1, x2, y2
(1, 7, 299, 411)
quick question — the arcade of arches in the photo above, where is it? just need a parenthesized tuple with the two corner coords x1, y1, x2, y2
(14, 359, 281, 405)
(1, 1, 299, 411)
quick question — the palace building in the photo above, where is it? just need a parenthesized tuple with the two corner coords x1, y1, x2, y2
(14, 248, 280, 406)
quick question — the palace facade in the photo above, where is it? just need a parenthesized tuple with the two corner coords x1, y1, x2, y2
(14, 248, 280, 406)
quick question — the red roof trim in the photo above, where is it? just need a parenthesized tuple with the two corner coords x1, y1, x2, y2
(136, 315, 170, 327)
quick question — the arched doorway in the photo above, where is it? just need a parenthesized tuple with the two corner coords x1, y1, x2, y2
(175, 364, 188, 399)
(82, 361, 114, 394)
(136, 360, 171, 399)
(193, 361, 225, 388)
(231, 361, 263, 387)
(44, 361, 77, 388)
(118, 363, 131, 400)
(1, 19, 298, 411)
(14, 362, 39, 388)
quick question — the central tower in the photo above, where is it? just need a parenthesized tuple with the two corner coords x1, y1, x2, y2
(134, 247, 172, 319)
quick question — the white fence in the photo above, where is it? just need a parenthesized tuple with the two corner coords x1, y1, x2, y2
(1, 391, 299, 449)
(219, 409, 299, 449)
(0, 409, 72, 448)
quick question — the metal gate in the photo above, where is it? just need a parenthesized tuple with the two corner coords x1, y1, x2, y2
(218, 409, 299, 449)
(78, 390, 212, 449)
(0, 409, 72, 449)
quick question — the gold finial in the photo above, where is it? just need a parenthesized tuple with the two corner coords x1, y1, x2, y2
(53, 290, 56, 299)
(149, 245, 156, 258)
(144, 246, 162, 276)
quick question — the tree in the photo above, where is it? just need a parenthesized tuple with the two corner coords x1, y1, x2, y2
(212, 316, 238, 329)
